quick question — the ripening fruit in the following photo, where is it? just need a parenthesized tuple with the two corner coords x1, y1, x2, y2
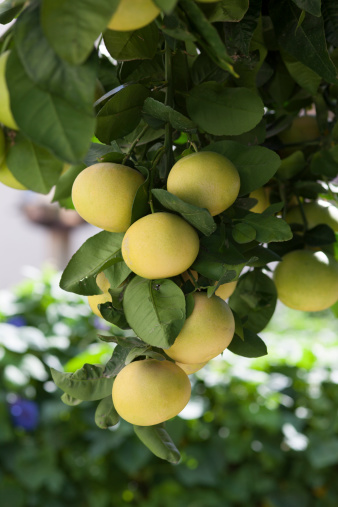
(107, 0, 160, 32)
(215, 280, 237, 300)
(176, 361, 208, 375)
(286, 201, 338, 232)
(165, 292, 235, 364)
(122, 212, 200, 279)
(112, 359, 191, 426)
(72, 163, 145, 233)
(249, 187, 270, 213)
(0, 51, 18, 130)
(167, 151, 240, 216)
(273, 250, 338, 312)
(278, 116, 320, 154)
(0, 159, 26, 190)
(87, 272, 111, 318)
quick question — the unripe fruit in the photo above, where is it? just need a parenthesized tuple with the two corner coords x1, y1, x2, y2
(176, 361, 208, 375)
(72, 163, 145, 233)
(278, 116, 320, 155)
(286, 201, 338, 232)
(249, 187, 270, 213)
(112, 359, 191, 426)
(107, 0, 160, 32)
(122, 212, 200, 279)
(165, 292, 235, 364)
(273, 250, 338, 312)
(0, 159, 26, 190)
(87, 272, 111, 318)
(167, 151, 240, 216)
(215, 280, 237, 300)
(0, 51, 18, 130)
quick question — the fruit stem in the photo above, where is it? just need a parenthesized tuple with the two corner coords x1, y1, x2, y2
(122, 124, 149, 165)
(188, 135, 198, 153)
(149, 147, 165, 213)
(162, 41, 174, 180)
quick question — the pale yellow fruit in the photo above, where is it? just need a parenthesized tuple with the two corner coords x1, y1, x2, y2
(167, 151, 240, 216)
(165, 292, 235, 364)
(0, 51, 18, 130)
(112, 359, 191, 426)
(0, 159, 26, 190)
(122, 212, 200, 279)
(176, 361, 208, 375)
(273, 250, 338, 312)
(72, 163, 145, 233)
(108, 0, 160, 32)
(88, 272, 111, 318)
(215, 280, 237, 300)
(249, 187, 270, 213)
(286, 201, 338, 232)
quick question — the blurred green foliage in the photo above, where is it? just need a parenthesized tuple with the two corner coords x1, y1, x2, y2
(0, 268, 338, 507)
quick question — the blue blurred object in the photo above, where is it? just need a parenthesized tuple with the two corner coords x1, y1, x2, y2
(6, 316, 27, 327)
(9, 398, 39, 431)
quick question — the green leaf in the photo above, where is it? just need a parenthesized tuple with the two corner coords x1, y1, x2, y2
(241, 214, 293, 243)
(291, 0, 321, 16)
(7, 48, 95, 164)
(131, 166, 150, 224)
(223, 0, 262, 55)
(304, 224, 337, 246)
(104, 345, 131, 377)
(103, 261, 131, 289)
(203, 141, 281, 196)
(52, 164, 86, 203)
(134, 423, 181, 463)
(270, 0, 337, 83)
(228, 328, 268, 357)
(143, 97, 197, 132)
(95, 395, 119, 429)
(0, 0, 24, 24)
(207, 0, 249, 22)
(310, 146, 338, 178)
(123, 276, 186, 348)
(60, 231, 124, 295)
(180, 0, 235, 72)
(232, 223, 257, 244)
(95, 84, 150, 144)
(187, 83, 264, 136)
(51, 364, 114, 401)
(282, 52, 321, 95)
(244, 246, 282, 267)
(104, 23, 159, 61)
(84, 142, 124, 167)
(207, 269, 237, 297)
(60, 393, 83, 406)
(322, 0, 338, 47)
(229, 271, 277, 333)
(152, 189, 216, 236)
(99, 302, 129, 329)
(6, 132, 63, 194)
(40, 0, 120, 65)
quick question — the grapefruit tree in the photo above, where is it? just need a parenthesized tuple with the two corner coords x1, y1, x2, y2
(1, 0, 337, 462)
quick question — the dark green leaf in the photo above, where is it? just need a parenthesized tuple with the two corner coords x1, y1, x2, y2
(95, 84, 150, 144)
(0, 0, 24, 24)
(6, 132, 63, 194)
(103, 260, 131, 289)
(60, 231, 124, 295)
(98, 302, 129, 329)
(123, 276, 186, 348)
(134, 423, 181, 463)
(207, 269, 237, 297)
(104, 345, 131, 377)
(242, 214, 293, 243)
(143, 97, 197, 132)
(203, 141, 281, 196)
(291, 0, 321, 16)
(304, 224, 337, 246)
(322, 0, 338, 47)
(282, 52, 321, 95)
(153, 0, 178, 12)
(232, 223, 257, 244)
(229, 270, 277, 333)
(52, 164, 86, 203)
(228, 328, 267, 357)
(7, 48, 95, 164)
(51, 364, 114, 401)
(40, 0, 120, 65)
(270, 0, 337, 83)
(152, 189, 216, 236)
(310, 146, 338, 178)
(95, 395, 119, 429)
(104, 23, 159, 61)
(130, 166, 150, 224)
(207, 0, 249, 22)
(84, 142, 124, 167)
(223, 0, 262, 55)
(244, 246, 282, 267)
